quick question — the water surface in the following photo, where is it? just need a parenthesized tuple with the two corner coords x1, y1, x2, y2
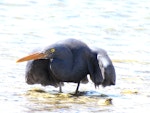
(0, 0, 150, 113)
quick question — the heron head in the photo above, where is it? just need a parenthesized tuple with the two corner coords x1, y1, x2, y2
(16, 48, 56, 63)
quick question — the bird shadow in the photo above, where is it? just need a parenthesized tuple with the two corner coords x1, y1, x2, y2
(69, 90, 109, 97)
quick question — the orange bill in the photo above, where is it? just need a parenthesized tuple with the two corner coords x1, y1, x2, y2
(16, 53, 45, 63)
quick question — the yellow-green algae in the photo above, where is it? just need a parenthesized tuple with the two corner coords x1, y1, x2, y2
(24, 88, 112, 106)
(121, 89, 139, 94)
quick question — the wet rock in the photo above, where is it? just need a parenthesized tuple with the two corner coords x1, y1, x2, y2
(24, 88, 113, 107)
(28, 88, 46, 93)
(25, 88, 56, 98)
(97, 98, 112, 106)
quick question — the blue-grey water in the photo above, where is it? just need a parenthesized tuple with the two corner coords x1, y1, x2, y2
(0, 0, 150, 113)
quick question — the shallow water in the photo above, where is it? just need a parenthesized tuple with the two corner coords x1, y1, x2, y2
(0, 0, 150, 113)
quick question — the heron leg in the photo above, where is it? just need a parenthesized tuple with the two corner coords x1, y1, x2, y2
(75, 82, 80, 95)
(59, 82, 62, 93)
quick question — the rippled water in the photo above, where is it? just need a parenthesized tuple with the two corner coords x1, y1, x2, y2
(0, 0, 150, 113)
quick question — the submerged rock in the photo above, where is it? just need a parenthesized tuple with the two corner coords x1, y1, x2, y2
(24, 88, 113, 107)
(97, 98, 112, 106)
(121, 89, 138, 94)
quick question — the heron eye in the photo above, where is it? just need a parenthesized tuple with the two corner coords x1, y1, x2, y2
(50, 48, 55, 53)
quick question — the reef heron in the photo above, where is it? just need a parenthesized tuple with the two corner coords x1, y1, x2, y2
(17, 39, 115, 94)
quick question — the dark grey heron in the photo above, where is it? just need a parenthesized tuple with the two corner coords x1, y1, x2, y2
(17, 39, 115, 94)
